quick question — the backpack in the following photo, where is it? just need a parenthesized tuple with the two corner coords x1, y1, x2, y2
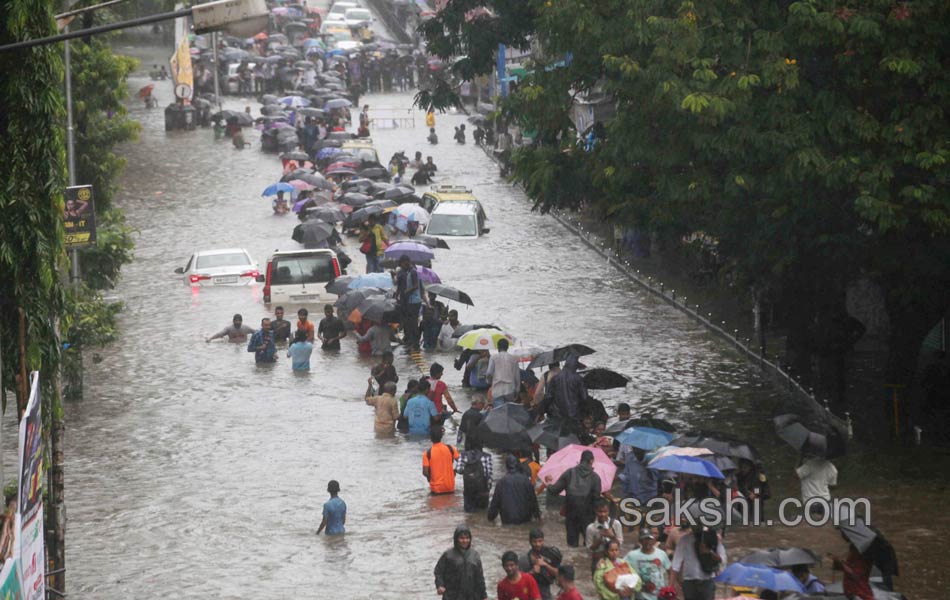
(461, 451, 488, 496)
(694, 528, 722, 574)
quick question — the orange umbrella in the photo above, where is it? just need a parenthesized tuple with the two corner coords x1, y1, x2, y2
(253, 31, 268, 40)
(136, 84, 154, 99)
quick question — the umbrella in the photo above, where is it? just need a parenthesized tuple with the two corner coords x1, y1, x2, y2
(614, 427, 675, 451)
(260, 104, 287, 116)
(537, 444, 617, 491)
(261, 94, 280, 105)
(325, 272, 394, 295)
(715, 563, 806, 593)
(451, 324, 502, 338)
(291, 221, 334, 245)
(740, 547, 821, 568)
(647, 454, 725, 479)
(280, 150, 310, 162)
(326, 160, 360, 172)
(375, 185, 416, 200)
(836, 515, 898, 577)
(324, 98, 352, 109)
(358, 166, 391, 181)
(474, 404, 533, 451)
(339, 192, 373, 207)
(582, 368, 631, 390)
(670, 431, 762, 464)
(410, 234, 451, 249)
(304, 206, 346, 223)
(348, 296, 399, 324)
(292, 198, 319, 213)
(289, 179, 315, 191)
(325, 166, 357, 177)
(327, 131, 356, 140)
(456, 328, 513, 350)
(383, 241, 434, 264)
(345, 204, 389, 227)
(424, 284, 473, 306)
(415, 265, 442, 284)
(605, 416, 677, 436)
(526, 344, 596, 370)
(644, 446, 714, 462)
(774, 414, 846, 459)
(296, 107, 326, 118)
(335, 287, 390, 316)
(279, 95, 310, 108)
(317, 146, 343, 160)
(528, 419, 581, 451)
(136, 84, 154, 98)
(365, 199, 398, 209)
(392, 204, 431, 230)
(261, 182, 295, 196)
(467, 114, 487, 125)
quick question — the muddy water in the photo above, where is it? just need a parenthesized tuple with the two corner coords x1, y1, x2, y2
(38, 43, 943, 599)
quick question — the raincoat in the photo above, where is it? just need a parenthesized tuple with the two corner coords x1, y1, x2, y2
(434, 526, 487, 600)
(540, 355, 586, 420)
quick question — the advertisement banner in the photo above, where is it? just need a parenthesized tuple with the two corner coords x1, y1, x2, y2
(0, 559, 23, 600)
(169, 35, 194, 101)
(16, 374, 44, 600)
(64, 185, 96, 248)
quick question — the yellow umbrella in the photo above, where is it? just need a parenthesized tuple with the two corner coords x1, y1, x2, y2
(456, 328, 512, 350)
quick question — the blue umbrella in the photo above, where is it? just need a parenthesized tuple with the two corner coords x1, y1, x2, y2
(383, 241, 434, 264)
(279, 95, 310, 108)
(614, 426, 675, 451)
(317, 147, 343, 160)
(348, 273, 395, 290)
(647, 454, 725, 479)
(324, 98, 352, 110)
(261, 182, 295, 196)
(715, 563, 806, 593)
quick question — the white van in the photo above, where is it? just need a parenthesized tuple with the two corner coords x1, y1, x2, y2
(259, 249, 341, 305)
(424, 201, 489, 240)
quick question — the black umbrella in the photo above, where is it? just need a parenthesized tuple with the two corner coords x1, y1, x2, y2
(837, 517, 899, 577)
(740, 547, 821, 568)
(670, 431, 762, 464)
(304, 206, 346, 223)
(261, 104, 287, 116)
(261, 94, 280, 105)
(451, 324, 502, 338)
(345, 204, 387, 227)
(327, 131, 356, 140)
(365, 199, 397, 210)
(341, 178, 373, 192)
(291, 221, 334, 245)
(280, 150, 310, 162)
(350, 296, 399, 324)
(527, 419, 580, 451)
(335, 287, 390, 315)
(425, 284, 474, 306)
(394, 193, 423, 206)
(325, 276, 358, 295)
(339, 192, 373, 207)
(526, 343, 596, 370)
(581, 368, 630, 390)
(281, 168, 313, 182)
(358, 167, 391, 181)
(774, 414, 847, 459)
(375, 185, 416, 200)
(468, 114, 488, 125)
(410, 234, 450, 250)
(605, 416, 677, 436)
(475, 404, 533, 451)
(296, 107, 326, 118)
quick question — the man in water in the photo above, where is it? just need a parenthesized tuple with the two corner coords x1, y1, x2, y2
(296, 308, 315, 342)
(357, 321, 394, 356)
(624, 529, 671, 600)
(488, 455, 541, 525)
(486, 338, 519, 406)
(316, 480, 346, 535)
(395, 254, 425, 352)
(428, 127, 439, 145)
(426, 156, 438, 172)
(207, 313, 255, 343)
(555, 565, 581, 600)
(586, 498, 624, 571)
(423, 427, 459, 495)
(317, 304, 346, 351)
(497, 551, 541, 600)
(371, 350, 399, 387)
(546, 450, 602, 547)
(271, 306, 292, 343)
(364, 379, 400, 434)
(286, 330, 313, 371)
(434, 526, 487, 600)
(519, 529, 562, 600)
(457, 395, 486, 450)
(246, 318, 276, 363)
(405, 379, 439, 435)
(454, 436, 492, 512)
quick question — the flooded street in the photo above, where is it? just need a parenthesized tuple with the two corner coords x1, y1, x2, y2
(53, 43, 945, 599)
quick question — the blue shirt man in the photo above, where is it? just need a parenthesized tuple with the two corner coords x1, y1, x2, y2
(247, 318, 276, 363)
(318, 480, 346, 535)
(287, 330, 314, 371)
(405, 393, 438, 435)
(620, 451, 658, 505)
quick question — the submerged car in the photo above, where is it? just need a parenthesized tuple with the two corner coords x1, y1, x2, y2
(176, 248, 260, 286)
(424, 201, 489, 240)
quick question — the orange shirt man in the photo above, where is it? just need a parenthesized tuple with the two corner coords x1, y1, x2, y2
(422, 428, 460, 495)
(296, 308, 315, 342)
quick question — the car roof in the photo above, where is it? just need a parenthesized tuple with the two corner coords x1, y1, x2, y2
(341, 139, 376, 148)
(269, 248, 337, 258)
(431, 201, 479, 216)
(196, 248, 250, 256)
(425, 185, 476, 202)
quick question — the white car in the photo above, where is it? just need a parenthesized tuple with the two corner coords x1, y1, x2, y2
(343, 7, 373, 27)
(260, 249, 342, 305)
(327, 1, 358, 21)
(424, 201, 489, 240)
(176, 248, 260, 286)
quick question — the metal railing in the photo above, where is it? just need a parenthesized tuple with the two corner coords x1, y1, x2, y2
(369, 107, 415, 129)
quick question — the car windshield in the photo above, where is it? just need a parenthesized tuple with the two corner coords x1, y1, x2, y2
(346, 9, 371, 20)
(332, 31, 353, 42)
(271, 255, 335, 284)
(196, 252, 250, 269)
(427, 214, 477, 237)
(348, 148, 379, 164)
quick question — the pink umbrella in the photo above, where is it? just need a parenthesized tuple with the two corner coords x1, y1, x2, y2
(416, 265, 441, 284)
(289, 179, 315, 191)
(538, 444, 616, 494)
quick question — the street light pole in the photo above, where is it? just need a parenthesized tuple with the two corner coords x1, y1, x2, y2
(64, 29, 80, 285)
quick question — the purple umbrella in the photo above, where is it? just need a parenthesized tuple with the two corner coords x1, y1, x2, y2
(384, 241, 435, 264)
(415, 265, 441, 284)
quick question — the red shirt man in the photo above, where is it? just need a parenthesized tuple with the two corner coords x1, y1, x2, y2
(498, 551, 541, 600)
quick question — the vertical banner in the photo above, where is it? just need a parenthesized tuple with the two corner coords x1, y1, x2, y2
(64, 185, 96, 248)
(17, 373, 44, 600)
(169, 35, 194, 101)
(497, 44, 508, 98)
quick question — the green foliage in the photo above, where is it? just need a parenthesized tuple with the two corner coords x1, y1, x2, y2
(0, 0, 69, 414)
(71, 36, 141, 213)
(78, 209, 136, 290)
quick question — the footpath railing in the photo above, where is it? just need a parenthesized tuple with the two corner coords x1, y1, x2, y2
(369, 107, 415, 128)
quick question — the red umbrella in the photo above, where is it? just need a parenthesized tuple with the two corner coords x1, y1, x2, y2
(253, 32, 268, 40)
(136, 84, 155, 99)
